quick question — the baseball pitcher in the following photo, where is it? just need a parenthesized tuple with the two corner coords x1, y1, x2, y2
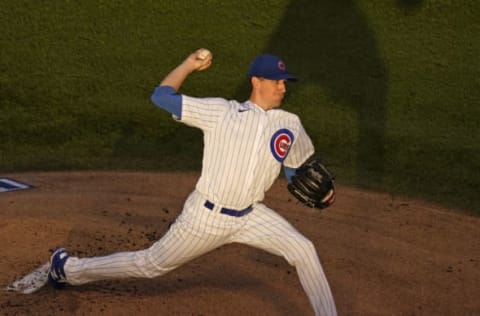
(46, 49, 337, 315)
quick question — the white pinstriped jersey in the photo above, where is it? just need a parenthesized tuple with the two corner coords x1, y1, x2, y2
(178, 96, 314, 209)
(60, 92, 336, 316)
(54, 66, 336, 315)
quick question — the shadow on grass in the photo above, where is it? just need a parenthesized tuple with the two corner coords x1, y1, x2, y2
(235, 0, 391, 189)
(233, 0, 427, 193)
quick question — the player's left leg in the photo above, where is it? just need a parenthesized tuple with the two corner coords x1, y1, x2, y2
(229, 203, 337, 316)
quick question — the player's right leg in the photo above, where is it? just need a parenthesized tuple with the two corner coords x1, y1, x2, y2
(49, 248, 69, 288)
(50, 191, 228, 286)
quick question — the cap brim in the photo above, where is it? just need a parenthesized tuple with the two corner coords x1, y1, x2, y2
(264, 73, 298, 81)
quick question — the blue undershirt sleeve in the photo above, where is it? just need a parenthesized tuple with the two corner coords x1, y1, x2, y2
(150, 86, 183, 118)
(284, 166, 297, 183)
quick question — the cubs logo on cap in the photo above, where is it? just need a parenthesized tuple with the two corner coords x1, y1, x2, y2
(248, 54, 297, 81)
(270, 129, 294, 162)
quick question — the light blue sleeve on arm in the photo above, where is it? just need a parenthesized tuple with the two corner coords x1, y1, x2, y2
(150, 86, 183, 118)
(284, 166, 297, 183)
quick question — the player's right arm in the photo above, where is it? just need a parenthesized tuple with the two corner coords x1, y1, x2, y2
(151, 86, 182, 118)
(151, 49, 213, 118)
(159, 54, 198, 90)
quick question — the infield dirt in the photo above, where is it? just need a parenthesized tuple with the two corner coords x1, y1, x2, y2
(1, 172, 478, 315)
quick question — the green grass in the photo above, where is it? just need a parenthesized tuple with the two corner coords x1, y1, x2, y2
(1, 0, 479, 213)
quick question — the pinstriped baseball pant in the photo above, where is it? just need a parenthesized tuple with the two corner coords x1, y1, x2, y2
(64, 190, 337, 316)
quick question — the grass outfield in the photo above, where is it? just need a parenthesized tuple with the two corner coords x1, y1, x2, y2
(1, 1, 479, 213)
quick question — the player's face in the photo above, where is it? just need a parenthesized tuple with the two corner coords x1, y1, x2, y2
(255, 78, 287, 110)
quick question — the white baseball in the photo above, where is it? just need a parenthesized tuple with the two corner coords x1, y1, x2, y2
(197, 48, 212, 61)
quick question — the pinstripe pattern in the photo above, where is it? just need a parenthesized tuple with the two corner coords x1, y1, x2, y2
(231, 203, 336, 316)
(62, 96, 336, 315)
(181, 96, 314, 208)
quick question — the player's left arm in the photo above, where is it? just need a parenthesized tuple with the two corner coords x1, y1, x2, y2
(282, 116, 315, 182)
(284, 119, 315, 162)
(284, 166, 296, 183)
(284, 118, 336, 209)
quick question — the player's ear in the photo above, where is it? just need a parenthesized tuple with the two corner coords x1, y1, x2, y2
(251, 76, 261, 88)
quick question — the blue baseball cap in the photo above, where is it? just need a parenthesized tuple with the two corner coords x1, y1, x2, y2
(247, 54, 297, 81)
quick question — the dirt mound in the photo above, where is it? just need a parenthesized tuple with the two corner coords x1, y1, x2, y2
(1, 172, 478, 315)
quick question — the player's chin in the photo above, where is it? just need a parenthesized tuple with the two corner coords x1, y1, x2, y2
(274, 98, 284, 108)
(267, 101, 281, 110)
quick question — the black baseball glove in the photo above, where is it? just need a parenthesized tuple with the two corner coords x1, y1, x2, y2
(287, 157, 336, 209)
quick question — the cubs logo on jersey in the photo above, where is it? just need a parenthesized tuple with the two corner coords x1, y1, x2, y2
(270, 128, 294, 162)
